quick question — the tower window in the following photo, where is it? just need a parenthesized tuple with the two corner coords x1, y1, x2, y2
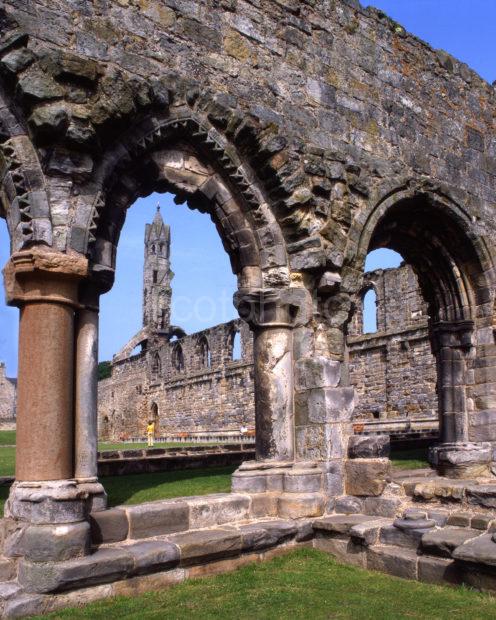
(153, 270, 158, 284)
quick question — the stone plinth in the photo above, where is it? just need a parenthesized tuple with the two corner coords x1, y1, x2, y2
(429, 442, 493, 478)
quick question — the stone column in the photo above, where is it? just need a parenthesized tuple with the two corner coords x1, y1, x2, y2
(236, 289, 297, 462)
(3, 248, 88, 482)
(74, 284, 107, 510)
(2, 248, 91, 562)
(430, 321, 492, 478)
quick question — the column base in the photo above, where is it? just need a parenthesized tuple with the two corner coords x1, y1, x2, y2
(5, 480, 90, 524)
(429, 442, 493, 478)
(2, 480, 95, 563)
(76, 478, 108, 513)
(232, 461, 326, 518)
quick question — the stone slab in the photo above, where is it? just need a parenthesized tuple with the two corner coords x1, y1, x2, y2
(18, 548, 134, 593)
(313, 514, 373, 537)
(379, 525, 425, 550)
(237, 520, 297, 551)
(349, 518, 392, 546)
(125, 540, 180, 575)
(421, 527, 481, 558)
(167, 528, 243, 566)
(466, 485, 496, 509)
(452, 534, 496, 567)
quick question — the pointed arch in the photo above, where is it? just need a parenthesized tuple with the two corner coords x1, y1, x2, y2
(171, 342, 185, 373)
(197, 335, 212, 368)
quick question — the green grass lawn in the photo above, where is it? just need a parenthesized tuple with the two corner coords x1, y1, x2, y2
(0, 430, 15, 446)
(103, 465, 236, 506)
(37, 547, 496, 620)
(390, 446, 431, 470)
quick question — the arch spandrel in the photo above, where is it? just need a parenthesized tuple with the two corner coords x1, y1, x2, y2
(83, 110, 294, 292)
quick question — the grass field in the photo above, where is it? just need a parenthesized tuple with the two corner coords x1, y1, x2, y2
(36, 547, 496, 620)
(390, 446, 430, 470)
(103, 465, 236, 506)
(0, 430, 15, 446)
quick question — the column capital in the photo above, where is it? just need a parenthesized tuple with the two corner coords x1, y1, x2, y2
(3, 246, 88, 308)
(234, 287, 312, 329)
(430, 320, 475, 351)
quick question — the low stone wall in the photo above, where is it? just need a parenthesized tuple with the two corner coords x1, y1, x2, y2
(97, 444, 255, 477)
(4, 492, 496, 617)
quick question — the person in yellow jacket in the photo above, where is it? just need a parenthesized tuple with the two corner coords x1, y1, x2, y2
(146, 420, 155, 447)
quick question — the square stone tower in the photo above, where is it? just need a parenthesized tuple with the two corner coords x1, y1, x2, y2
(142, 206, 173, 331)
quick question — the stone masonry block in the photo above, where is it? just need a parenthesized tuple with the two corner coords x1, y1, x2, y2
(366, 546, 418, 580)
(348, 435, 390, 459)
(126, 500, 189, 539)
(90, 508, 129, 544)
(185, 493, 250, 528)
(417, 555, 462, 585)
(294, 356, 341, 391)
(421, 527, 481, 558)
(345, 459, 390, 496)
(283, 469, 322, 493)
(18, 548, 134, 593)
(278, 492, 325, 519)
(18, 521, 90, 562)
(314, 536, 366, 568)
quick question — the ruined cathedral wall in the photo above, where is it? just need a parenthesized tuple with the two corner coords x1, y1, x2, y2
(348, 265, 438, 420)
(148, 319, 254, 434)
(0, 364, 15, 421)
(98, 319, 254, 440)
(98, 354, 149, 441)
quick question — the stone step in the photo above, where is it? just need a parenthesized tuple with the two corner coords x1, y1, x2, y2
(421, 527, 482, 558)
(452, 533, 496, 568)
(313, 514, 374, 536)
(20, 517, 309, 595)
(90, 493, 251, 544)
(0, 581, 23, 603)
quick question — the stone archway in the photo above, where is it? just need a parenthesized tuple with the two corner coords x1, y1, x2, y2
(346, 186, 496, 478)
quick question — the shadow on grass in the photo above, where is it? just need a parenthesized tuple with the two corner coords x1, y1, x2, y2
(101, 465, 238, 507)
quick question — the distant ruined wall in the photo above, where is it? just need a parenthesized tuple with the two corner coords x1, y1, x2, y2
(348, 265, 438, 420)
(0, 363, 16, 421)
(98, 265, 438, 439)
(98, 319, 254, 440)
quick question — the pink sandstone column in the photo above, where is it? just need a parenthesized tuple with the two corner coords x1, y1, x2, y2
(3, 247, 88, 482)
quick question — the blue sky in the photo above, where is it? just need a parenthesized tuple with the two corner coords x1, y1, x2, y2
(0, 1, 493, 374)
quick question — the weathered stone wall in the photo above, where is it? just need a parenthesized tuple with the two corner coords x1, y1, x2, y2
(98, 319, 254, 440)
(349, 265, 438, 420)
(0, 363, 15, 421)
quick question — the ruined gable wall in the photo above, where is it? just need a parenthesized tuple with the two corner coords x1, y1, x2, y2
(348, 264, 438, 420)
